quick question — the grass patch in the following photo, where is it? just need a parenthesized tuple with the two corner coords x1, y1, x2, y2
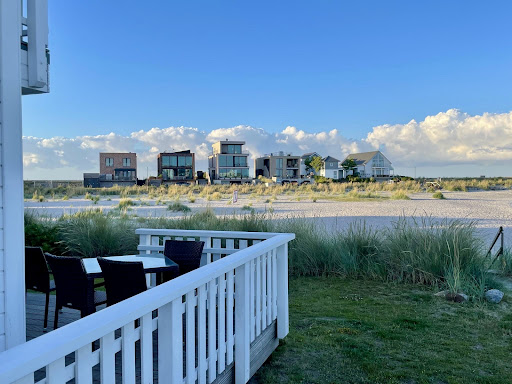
(256, 277, 512, 384)
(167, 201, 191, 213)
(390, 190, 410, 200)
(433, 191, 446, 199)
(118, 198, 135, 209)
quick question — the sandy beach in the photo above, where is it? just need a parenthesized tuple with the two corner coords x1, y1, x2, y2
(25, 190, 512, 242)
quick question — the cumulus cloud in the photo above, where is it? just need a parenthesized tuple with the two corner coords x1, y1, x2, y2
(22, 109, 512, 179)
(365, 109, 512, 167)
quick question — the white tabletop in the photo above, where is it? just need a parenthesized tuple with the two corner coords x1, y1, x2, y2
(81, 255, 178, 276)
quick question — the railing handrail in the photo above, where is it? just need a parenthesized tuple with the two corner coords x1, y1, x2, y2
(135, 228, 283, 240)
(0, 232, 294, 382)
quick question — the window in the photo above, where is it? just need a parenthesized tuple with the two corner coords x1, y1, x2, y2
(123, 158, 131, 167)
(178, 156, 186, 167)
(162, 169, 174, 180)
(234, 156, 247, 167)
(161, 156, 177, 167)
(219, 155, 229, 167)
(330, 162, 335, 167)
(276, 169, 283, 177)
(105, 157, 114, 167)
(218, 168, 248, 178)
(185, 155, 193, 166)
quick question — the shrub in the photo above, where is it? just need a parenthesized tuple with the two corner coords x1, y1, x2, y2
(391, 190, 410, 200)
(433, 191, 445, 199)
(167, 201, 191, 212)
(118, 198, 135, 209)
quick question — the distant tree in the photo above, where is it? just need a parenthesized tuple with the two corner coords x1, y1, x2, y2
(310, 156, 324, 173)
(341, 158, 357, 174)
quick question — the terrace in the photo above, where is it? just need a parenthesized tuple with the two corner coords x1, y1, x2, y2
(0, 229, 294, 383)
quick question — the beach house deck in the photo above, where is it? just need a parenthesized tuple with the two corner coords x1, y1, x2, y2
(0, 229, 294, 383)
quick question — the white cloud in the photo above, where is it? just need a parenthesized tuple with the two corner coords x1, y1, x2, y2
(22, 109, 512, 179)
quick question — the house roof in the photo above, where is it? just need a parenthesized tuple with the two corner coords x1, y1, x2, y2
(301, 152, 320, 159)
(323, 156, 340, 163)
(343, 151, 386, 166)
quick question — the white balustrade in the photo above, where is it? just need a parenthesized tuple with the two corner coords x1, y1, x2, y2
(0, 229, 294, 384)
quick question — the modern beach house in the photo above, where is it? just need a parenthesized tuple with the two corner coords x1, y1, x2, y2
(254, 152, 304, 184)
(83, 152, 137, 187)
(208, 140, 251, 184)
(342, 150, 394, 178)
(157, 150, 195, 184)
(0, 3, 293, 383)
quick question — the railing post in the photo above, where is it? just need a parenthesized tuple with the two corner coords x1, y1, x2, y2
(158, 299, 183, 384)
(234, 263, 250, 383)
(276, 243, 289, 339)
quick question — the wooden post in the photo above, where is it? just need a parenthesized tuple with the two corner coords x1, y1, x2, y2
(276, 244, 289, 339)
(234, 262, 250, 383)
(0, 0, 26, 351)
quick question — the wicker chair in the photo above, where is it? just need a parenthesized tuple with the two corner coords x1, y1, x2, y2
(97, 257, 147, 306)
(163, 240, 205, 276)
(45, 254, 106, 329)
(25, 246, 56, 329)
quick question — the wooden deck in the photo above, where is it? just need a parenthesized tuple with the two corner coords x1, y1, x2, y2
(26, 293, 274, 383)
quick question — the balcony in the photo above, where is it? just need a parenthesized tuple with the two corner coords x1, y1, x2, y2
(0, 229, 294, 384)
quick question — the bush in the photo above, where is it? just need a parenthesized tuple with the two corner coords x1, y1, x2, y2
(433, 191, 445, 199)
(167, 201, 191, 212)
(118, 198, 135, 209)
(391, 190, 410, 200)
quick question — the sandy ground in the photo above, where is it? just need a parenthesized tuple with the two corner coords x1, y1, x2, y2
(25, 190, 512, 242)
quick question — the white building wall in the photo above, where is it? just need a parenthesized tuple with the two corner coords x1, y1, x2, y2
(0, 0, 26, 351)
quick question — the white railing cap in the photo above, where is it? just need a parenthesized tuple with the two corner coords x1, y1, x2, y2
(0, 232, 294, 382)
(135, 228, 283, 240)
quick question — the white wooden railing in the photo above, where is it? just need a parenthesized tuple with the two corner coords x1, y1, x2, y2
(0, 230, 294, 384)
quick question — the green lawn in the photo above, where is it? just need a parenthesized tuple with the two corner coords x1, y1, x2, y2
(256, 277, 512, 384)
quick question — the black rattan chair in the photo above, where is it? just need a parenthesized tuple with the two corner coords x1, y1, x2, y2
(163, 240, 205, 276)
(97, 257, 147, 306)
(25, 246, 56, 329)
(45, 254, 106, 329)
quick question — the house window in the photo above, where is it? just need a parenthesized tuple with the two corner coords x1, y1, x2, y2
(105, 158, 114, 167)
(330, 162, 335, 167)
(234, 156, 246, 167)
(123, 158, 131, 167)
(219, 155, 229, 167)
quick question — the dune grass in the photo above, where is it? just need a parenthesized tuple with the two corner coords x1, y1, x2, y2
(256, 277, 512, 384)
(433, 191, 446, 199)
(24, 209, 502, 297)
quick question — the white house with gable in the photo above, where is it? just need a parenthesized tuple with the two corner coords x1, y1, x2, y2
(342, 151, 393, 178)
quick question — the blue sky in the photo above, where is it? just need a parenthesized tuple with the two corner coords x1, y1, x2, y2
(22, 1, 512, 178)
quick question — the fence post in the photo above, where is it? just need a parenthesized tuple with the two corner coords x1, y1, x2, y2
(234, 262, 250, 383)
(276, 243, 289, 339)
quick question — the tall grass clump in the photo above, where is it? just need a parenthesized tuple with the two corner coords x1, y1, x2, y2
(118, 198, 135, 209)
(58, 210, 138, 258)
(384, 217, 489, 294)
(391, 190, 410, 200)
(167, 201, 191, 213)
(433, 191, 445, 199)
